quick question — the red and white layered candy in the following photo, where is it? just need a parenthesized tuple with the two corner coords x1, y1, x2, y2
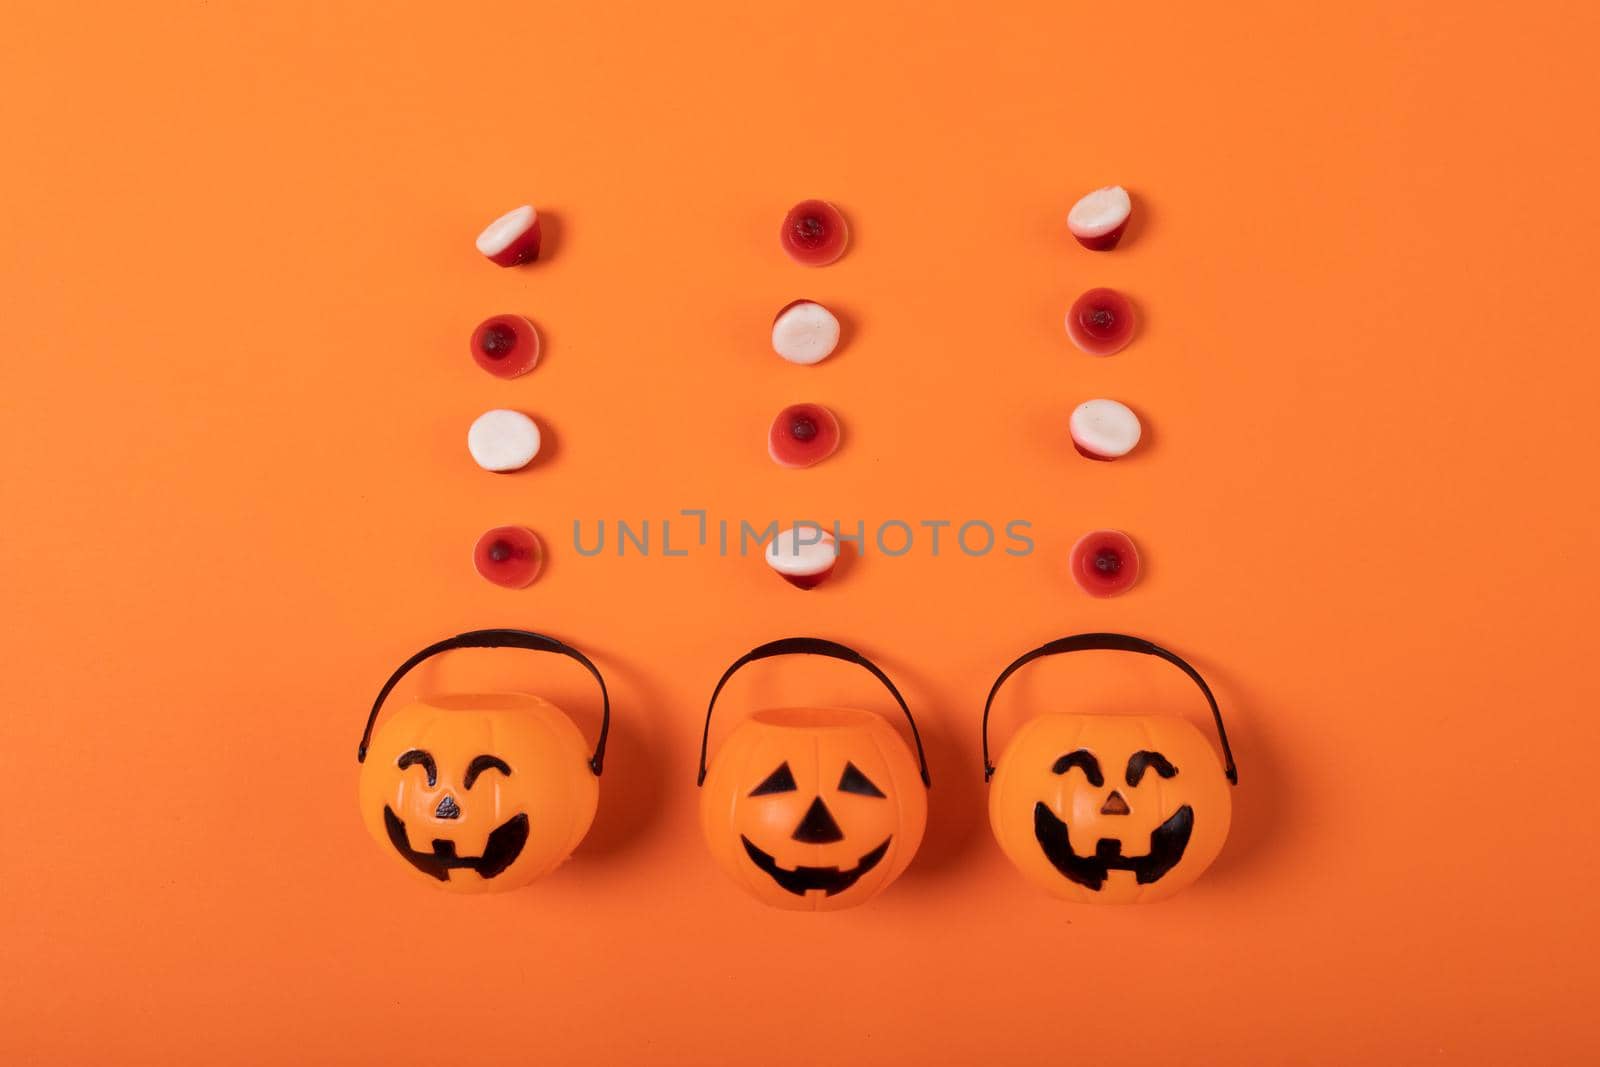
(1067, 186, 1132, 251)
(771, 300, 841, 365)
(1069, 399, 1142, 460)
(765, 525, 838, 589)
(476, 205, 542, 266)
(468, 409, 542, 472)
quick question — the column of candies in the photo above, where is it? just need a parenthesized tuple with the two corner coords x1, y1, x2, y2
(762, 199, 850, 590)
(466, 204, 547, 589)
(1064, 186, 1143, 597)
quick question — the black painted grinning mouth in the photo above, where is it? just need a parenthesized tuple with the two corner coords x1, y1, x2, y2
(1032, 802, 1193, 892)
(383, 805, 529, 882)
(740, 835, 891, 897)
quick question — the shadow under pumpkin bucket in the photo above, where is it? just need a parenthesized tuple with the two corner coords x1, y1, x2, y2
(982, 633, 1239, 905)
(697, 637, 931, 912)
(356, 629, 611, 894)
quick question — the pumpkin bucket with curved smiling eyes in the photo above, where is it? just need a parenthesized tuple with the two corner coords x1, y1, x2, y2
(356, 629, 610, 894)
(698, 637, 931, 912)
(983, 633, 1239, 905)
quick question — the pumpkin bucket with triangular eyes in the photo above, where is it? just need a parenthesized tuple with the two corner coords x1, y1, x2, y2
(697, 637, 931, 912)
(356, 629, 610, 894)
(983, 633, 1239, 904)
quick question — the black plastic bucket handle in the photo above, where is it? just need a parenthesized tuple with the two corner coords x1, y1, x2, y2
(981, 632, 1236, 785)
(698, 636, 930, 788)
(358, 628, 611, 776)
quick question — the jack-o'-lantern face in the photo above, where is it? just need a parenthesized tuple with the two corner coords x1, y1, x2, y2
(701, 708, 927, 911)
(358, 694, 598, 894)
(989, 714, 1231, 904)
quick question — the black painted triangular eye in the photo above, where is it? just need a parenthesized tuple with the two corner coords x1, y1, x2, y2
(749, 762, 798, 796)
(837, 762, 885, 798)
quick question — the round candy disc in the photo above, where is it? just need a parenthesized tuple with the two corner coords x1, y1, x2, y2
(468, 409, 541, 472)
(1070, 399, 1142, 460)
(474, 526, 544, 588)
(768, 403, 841, 468)
(780, 200, 849, 266)
(470, 315, 541, 379)
(1066, 287, 1136, 356)
(1069, 530, 1141, 597)
(771, 300, 841, 365)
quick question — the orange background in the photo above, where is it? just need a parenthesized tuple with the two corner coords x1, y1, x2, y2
(3, 2, 1599, 1062)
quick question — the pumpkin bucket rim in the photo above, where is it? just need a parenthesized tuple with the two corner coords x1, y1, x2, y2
(408, 691, 561, 713)
(1008, 710, 1207, 727)
(745, 705, 885, 730)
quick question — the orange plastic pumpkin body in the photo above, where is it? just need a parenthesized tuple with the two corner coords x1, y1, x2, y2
(701, 707, 927, 911)
(989, 713, 1231, 904)
(358, 693, 598, 894)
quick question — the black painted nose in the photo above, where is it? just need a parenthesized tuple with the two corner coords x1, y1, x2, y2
(791, 797, 844, 843)
(1100, 790, 1130, 816)
(434, 795, 461, 820)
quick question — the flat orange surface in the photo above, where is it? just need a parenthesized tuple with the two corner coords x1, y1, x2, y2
(4, 2, 1599, 1063)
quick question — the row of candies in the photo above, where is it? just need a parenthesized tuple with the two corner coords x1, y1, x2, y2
(458, 191, 1147, 596)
